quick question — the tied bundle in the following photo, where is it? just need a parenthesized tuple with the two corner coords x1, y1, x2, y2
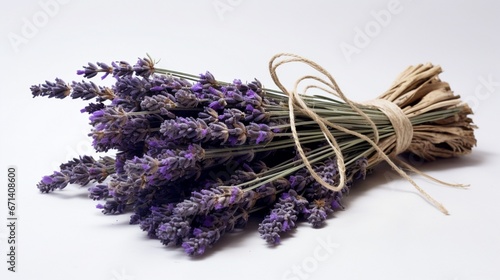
(31, 53, 476, 256)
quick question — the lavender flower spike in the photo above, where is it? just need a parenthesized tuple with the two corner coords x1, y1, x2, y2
(37, 171, 71, 193)
(76, 62, 113, 79)
(133, 56, 156, 78)
(173, 186, 244, 217)
(30, 78, 71, 99)
(71, 80, 115, 101)
(111, 61, 134, 78)
(247, 123, 274, 145)
(258, 190, 309, 245)
(124, 144, 205, 184)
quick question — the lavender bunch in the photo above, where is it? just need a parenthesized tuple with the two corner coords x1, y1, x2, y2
(31, 54, 476, 256)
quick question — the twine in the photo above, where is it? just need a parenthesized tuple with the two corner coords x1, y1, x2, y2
(362, 99, 413, 156)
(268, 53, 451, 215)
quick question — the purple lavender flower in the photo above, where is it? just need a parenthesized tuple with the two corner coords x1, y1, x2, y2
(71, 80, 115, 101)
(173, 186, 244, 217)
(306, 200, 331, 228)
(30, 78, 71, 99)
(112, 76, 152, 102)
(69, 80, 98, 100)
(156, 215, 191, 246)
(96, 200, 126, 214)
(112, 61, 134, 78)
(244, 107, 269, 123)
(138, 205, 175, 238)
(88, 158, 115, 183)
(89, 106, 150, 152)
(247, 123, 274, 145)
(198, 107, 219, 123)
(191, 82, 203, 92)
(124, 144, 204, 185)
(160, 117, 209, 143)
(133, 56, 156, 78)
(140, 95, 176, 111)
(175, 89, 200, 108)
(293, 157, 368, 228)
(88, 184, 110, 200)
(89, 106, 124, 126)
(30, 84, 44, 97)
(97, 174, 147, 215)
(355, 157, 368, 179)
(160, 116, 249, 146)
(70, 164, 91, 186)
(289, 173, 310, 193)
(77, 62, 112, 79)
(208, 99, 227, 110)
(130, 181, 187, 226)
(59, 156, 90, 171)
(218, 108, 245, 125)
(144, 136, 175, 157)
(258, 190, 309, 245)
(181, 223, 223, 256)
(37, 155, 115, 193)
(76, 62, 98, 78)
(80, 102, 105, 114)
(37, 171, 71, 193)
(149, 74, 192, 93)
(302, 158, 339, 200)
(199, 71, 218, 86)
(208, 122, 229, 143)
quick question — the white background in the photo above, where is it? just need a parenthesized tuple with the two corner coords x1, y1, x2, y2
(1, 1, 499, 279)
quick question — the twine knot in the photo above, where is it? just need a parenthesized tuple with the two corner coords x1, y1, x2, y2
(362, 99, 413, 157)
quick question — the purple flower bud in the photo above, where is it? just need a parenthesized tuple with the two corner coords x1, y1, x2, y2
(229, 187, 240, 204)
(133, 56, 156, 78)
(80, 102, 105, 114)
(247, 123, 273, 144)
(175, 89, 199, 108)
(76, 62, 99, 78)
(191, 83, 203, 92)
(98, 200, 126, 214)
(88, 184, 110, 200)
(70, 80, 99, 100)
(157, 216, 191, 246)
(160, 117, 209, 143)
(111, 61, 134, 78)
(199, 71, 217, 85)
(209, 99, 226, 110)
(37, 171, 70, 193)
(41, 176, 53, 184)
(97, 62, 112, 79)
(138, 205, 174, 238)
(258, 190, 308, 245)
(76, 62, 112, 79)
(140, 95, 176, 111)
(30, 78, 71, 99)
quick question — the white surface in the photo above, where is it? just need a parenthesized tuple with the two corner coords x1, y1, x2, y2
(1, 1, 499, 279)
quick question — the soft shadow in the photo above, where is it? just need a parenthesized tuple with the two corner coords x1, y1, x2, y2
(339, 149, 489, 211)
(44, 186, 91, 199)
(398, 149, 490, 173)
